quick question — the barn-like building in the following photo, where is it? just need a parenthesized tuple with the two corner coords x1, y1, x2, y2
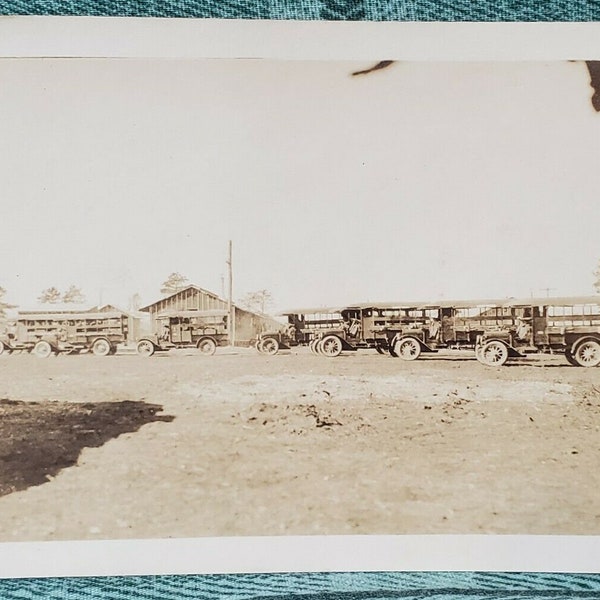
(140, 285, 279, 345)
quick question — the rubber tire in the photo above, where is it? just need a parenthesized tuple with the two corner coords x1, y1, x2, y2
(33, 340, 53, 358)
(320, 335, 343, 357)
(197, 338, 217, 356)
(564, 347, 580, 367)
(92, 338, 111, 356)
(0, 341, 4, 356)
(475, 344, 485, 363)
(137, 340, 155, 357)
(395, 337, 421, 361)
(574, 340, 600, 368)
(479, 340, 509, 366)
(260, 337, 280, 356)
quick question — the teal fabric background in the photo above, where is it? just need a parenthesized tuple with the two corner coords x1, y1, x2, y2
(2, 572, 600, 599)
(0, 0, 599, 20)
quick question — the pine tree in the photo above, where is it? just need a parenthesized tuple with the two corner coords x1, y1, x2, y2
(239, 290, 273, 314)
(160, 273, 189, 296)
(38, 287, 62, 304)
(62, 285, 86, 304)
(0, 287, 16, 319)
(594, 260, 600, 294)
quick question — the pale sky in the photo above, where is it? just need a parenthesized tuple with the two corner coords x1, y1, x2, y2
(1, 59, 598, 311)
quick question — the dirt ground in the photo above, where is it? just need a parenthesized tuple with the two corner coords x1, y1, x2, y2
(0, 347, 599, 541)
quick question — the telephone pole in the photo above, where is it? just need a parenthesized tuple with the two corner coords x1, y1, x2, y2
(227, 240, 235, 346)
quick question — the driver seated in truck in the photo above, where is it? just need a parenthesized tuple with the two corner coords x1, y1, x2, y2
(515, 317, 532, 341)
(428, 318, 441, 340)
(348, 318, 361, 337)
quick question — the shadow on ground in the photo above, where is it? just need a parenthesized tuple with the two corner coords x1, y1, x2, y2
(0, 399, 174, 496)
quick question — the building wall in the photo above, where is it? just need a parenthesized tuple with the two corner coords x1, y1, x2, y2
(143, 287, 281, 345)
(146, 288, 227, 322)
(234, 308, 281, 345)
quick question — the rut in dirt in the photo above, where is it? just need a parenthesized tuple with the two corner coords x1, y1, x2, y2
(0, 399, 174, 496)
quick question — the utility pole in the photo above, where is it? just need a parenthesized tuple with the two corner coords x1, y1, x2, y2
(539, 287, 556, 298)
(227, 240, 235, 346)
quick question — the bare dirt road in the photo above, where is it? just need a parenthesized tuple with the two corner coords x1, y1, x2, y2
(0, 348, 599, 541)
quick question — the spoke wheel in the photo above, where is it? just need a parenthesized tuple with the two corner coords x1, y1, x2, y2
(260, 337, 279, 356)
(475, 344, 485, 362)
(395, 337, 421, 361)
(197, 338, 217, 356)
(136, 340, 155, 357)
(33, 340, 53, 358)
(479, 340, 509, 366)
(309, 339, 319, 355)
(92, 338, 111, 356)
(564, 347, 580, 367)
(574, 340, 600, 368)
(320, 335, 343, 357)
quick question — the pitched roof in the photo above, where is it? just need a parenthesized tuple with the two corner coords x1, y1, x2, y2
(139, 284, 223, 312)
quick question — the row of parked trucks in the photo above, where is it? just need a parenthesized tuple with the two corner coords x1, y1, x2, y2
(256, 296, 600, 367)
(1, 296, 599, 367)
(0, 309, 229, 358)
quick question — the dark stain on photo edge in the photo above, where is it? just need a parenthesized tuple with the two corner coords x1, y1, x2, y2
(352, 60, 600, 113)
(351, 60, 395, 76)
(586, 61, 600, 112)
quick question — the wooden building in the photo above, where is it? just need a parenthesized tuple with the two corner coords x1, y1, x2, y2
(140, 285, 279, 345)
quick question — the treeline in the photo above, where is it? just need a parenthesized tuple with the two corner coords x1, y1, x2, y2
(1, 271, 277, 320)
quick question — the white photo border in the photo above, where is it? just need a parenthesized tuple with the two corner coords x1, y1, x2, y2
(0, 17, 599, 581)
(1, 535, 600, 579)
(0, 18, 599, 60)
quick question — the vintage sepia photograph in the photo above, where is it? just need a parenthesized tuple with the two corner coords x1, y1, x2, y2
(0, 55, 599, 543)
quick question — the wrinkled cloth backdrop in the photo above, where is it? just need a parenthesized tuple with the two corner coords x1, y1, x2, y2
(2, 572, 600, 599)
(0, 0, 599, 20)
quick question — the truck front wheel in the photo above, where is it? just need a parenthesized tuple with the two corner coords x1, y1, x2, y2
(91, 338, 111, 356)
(137, 340, 155, 357)
(33, 340, 53, 358)
(395, 337, 421, 361)
(564, 347, 580, 366)
(574, 340, 600, 367)
(260, 337, 279, 355)
(320, 335, 343, 357)
(477, 340, 508, 366)
(197, 338, 217, 356)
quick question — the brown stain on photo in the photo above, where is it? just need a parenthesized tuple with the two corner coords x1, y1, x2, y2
(351, 60, 395, 77)
(586, 61, 600, 112)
